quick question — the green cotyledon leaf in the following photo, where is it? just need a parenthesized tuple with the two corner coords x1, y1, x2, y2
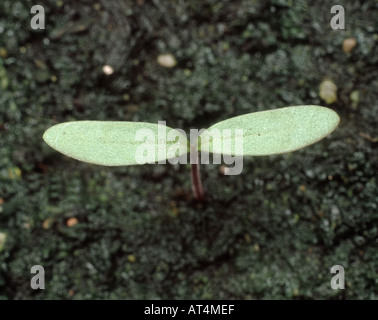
(43, 121, 189, 166)
(199, 105, 340, 156)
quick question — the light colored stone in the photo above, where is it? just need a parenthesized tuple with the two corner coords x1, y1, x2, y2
(157, 54, 177, 68)
(319, 79, 338, 104)
(0, 232, 6, 251)
(342, 38, 357, 53)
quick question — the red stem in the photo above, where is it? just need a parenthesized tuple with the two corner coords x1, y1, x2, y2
(190, 144, 204, 201)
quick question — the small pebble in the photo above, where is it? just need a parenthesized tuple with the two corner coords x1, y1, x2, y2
(219, 165, 230, 175)
(0, 47, 7, 58)
(43, 218, 53, 230)
(0, 232, 6, 251)
(102, 65, 114, 75)
(157, 54, 177, 68)
(319, 79, 338, 104)
(128, 254, 136, 263)
(342, 38, 357, 53)
(66, 217, 78, 227)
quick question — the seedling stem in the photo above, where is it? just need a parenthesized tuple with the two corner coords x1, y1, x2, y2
(190, 144, 204, 200)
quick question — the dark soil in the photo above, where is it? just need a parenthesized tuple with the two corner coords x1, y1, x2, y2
(0, 0, 377, 299)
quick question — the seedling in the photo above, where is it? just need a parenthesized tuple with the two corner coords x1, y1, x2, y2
(43, 105, 339, 200)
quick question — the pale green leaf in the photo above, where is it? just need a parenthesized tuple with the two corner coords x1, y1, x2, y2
(43, 121, 188, 166)
(199, 105, 340, 156)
